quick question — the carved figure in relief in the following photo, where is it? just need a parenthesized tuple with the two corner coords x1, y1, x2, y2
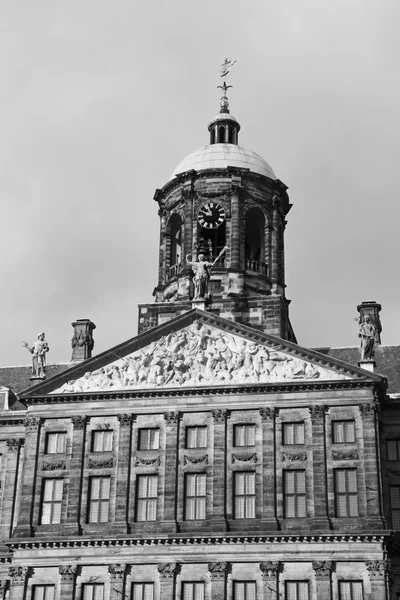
(22, 333, 49, 377)
(358, 314, 377, 360)
(186, 246, 227, 299)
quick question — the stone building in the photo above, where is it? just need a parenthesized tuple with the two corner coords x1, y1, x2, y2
(1, 83, 400, 600)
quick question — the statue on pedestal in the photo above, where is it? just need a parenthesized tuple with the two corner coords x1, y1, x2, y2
(358, 315, 377, 360)
(22, 333, 49, 377)
(186, 246, 227, 300)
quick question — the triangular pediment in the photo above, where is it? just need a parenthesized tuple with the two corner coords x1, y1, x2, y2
(21, 309, 379, 398)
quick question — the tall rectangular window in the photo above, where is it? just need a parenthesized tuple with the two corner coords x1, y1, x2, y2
(334, 469, 358, 517)
(338, 581, 364, 600)
(182, 582, 205, 600)
(283, 470, 306, 518)
(131, 583, 154, 600)
(92, 430, 113, 452)
(46, 432, 67, 454)
(234, 472, 255, 519)
(234, 581, 256, 600)
(390, 486, 400, 529)
(387, 440, 400, 460)
(138, 428, 160, 450)
(41, 478, 63, 524)
(332, 421, 355, 443)
(32, 586, 55, 600)
(285, 581, 309, 600)
(88, 477, 110, 523)
(136, 475, 158, 521)
(282, 423, 305, 445)
(186, 426, 207, 449)
(83, 584, 104, 600)
(234, 424, 255, 447)
(185, 473, 206, 520)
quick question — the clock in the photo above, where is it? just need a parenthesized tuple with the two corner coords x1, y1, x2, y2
(197, 202, 226, 229)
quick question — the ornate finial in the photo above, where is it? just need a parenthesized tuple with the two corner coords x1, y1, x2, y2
(217, 58, 236, 114)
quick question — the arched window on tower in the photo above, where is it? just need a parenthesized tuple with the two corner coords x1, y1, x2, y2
(166, 214, 182, 279)
(218, 126, 225, 143)
(245, 207, 267, 276)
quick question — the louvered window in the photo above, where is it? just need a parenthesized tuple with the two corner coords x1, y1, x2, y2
(136, 475, 158, 521)
(46, 432, 67, 454)
(41, 478, 63, 524)
(234, 472, 255, 518)
(334, 469, 358, 517)
(284, 471, 306, 518)
(88, 477, 110, 523)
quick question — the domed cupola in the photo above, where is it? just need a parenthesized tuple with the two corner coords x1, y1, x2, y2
(208, 81, 241, 145)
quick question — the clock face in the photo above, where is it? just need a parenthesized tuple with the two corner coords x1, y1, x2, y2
(197, 202, 226, 229)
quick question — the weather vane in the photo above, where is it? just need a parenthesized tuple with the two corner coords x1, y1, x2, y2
(217, 58, 236, 112)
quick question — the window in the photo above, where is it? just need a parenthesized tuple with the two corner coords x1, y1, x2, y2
(83, 584, 104, 600)
(136, 475, 158, 521)
(387, 440, 400, 460)
(41, 478, 63, 524)
(46, 432, 67, 454)
(338, 581, 364, 600)
(138, 428, 160, 450)
(186, 426, 207, 448)
(88, 477, 110, 523)
(92, 430, 113, 452)
(285, 581, 309, 600)
(283, 470, 306, 518)
(282, 423, 305, 445)
(390, 486, 400, 529)
(185, 473, 206, 520)
(182, 582, 205, 600)
(131, 583, 154, 600)
(332, 421, 355, 443)
(334, 469, 358, 517)
(32, 586, 55, 600)
(234, 472, 255, 519)
(234, 581, 256, 600)
(234, 424, 255, 447)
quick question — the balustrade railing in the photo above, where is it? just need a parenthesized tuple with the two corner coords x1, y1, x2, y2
(245, 259, 268, 276)
(166, 262, 183, 280)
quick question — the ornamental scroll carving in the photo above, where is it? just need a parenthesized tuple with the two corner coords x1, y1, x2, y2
(51, 323, 347, 394)
(108, 563, 127, 582)
(136, 456, 161, 467)
(366, 560, 389, 580)
(24, 417, 40, 431)
(88, 458, 114, 469)
(260, 561, 280, 580)
(208, 562, 229, 580)
(232, 453, 258, 464)
(8, 566, 30, 584)
(157, 563, 177, 580)
(42, 461, 66, 471)
(183, 455, 208, 465)
(332, 449, 359, 461)
(59, 565, 79, 583)
(281, 451, 307, 463)
(312, 561, 332, 579)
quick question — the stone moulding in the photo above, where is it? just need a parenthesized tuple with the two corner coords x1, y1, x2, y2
(183, 454, 208, 465)
(135, 456, 161, 467)
(88, 458, 114, 469)
(232, 453, 258, 464)
(281, 451, 307, 463)
(332, 449, 359, 461)
(42, 461, 66, 471)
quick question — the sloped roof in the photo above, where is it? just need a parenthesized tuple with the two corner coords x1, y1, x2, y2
(0, 363, 72, 394)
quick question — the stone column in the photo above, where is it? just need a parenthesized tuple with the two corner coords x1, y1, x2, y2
(360, 402, 385, 527)
(312, 561, 332, 600)
(3, 439, 23, 538)
(112, 414, 134, 534)
(14, 418, 40, 537)
(158, 563, 177, 600)
(366, 560, 389, 600)
(184, 193, 193, 258)
(161, 412, 179, 533)
(109, 564, 127, 600)
(211, 409, 227, 531)
(230, 192, 241, 270)
(65, 416, 87, 535)
(8, 566, 30, 600)
(259, 408, 278, 530)
(208, 562, 228, 600)
(270, 199, 280, 287)
(59, 565, 79, 600)
(309, 406, 330, 530)
(0, 580, 9, 600)
(260, 561, 280, 600)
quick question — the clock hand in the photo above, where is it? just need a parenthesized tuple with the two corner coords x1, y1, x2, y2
(204, 206, 212, 216)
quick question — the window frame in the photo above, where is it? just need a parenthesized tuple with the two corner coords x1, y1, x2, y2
(282, 422, 305, 445)
(390, 485, 400, 529)
(185, 426, 207, 449)
(338, 580, 364, 600)
(233, 424, 256, 447)
(332, 420, 356, 444)
(32, 585, 55, 600)
(284, 580, 309, 600)
(131, 582, 154, 600)
(82, 583, 104, 600)
(45, 431, 67, 454)
(87, 476, 111, 524)
(138, 428, 160, 451)
(184, 472, 207, 520)
(233, 580, 257, 600)
(182, 581, 205, 600)
(334, 468, 358, 518)
(233, 471, 256, 519)
(91, 429, 113, 453)
(283, 470, 306, 518)
(40, 478, 63, 525)
(136, 474, 158, 522)
(387, 439, 400, 461)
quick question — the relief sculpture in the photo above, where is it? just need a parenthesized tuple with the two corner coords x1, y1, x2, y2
(52, 322, 347, 394)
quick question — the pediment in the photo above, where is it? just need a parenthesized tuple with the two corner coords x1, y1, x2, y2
(21, 309, 379, 398)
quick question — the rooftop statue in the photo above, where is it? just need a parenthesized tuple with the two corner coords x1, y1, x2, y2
(186, 246, 227, 300)
(22, 332, 49, 377)
(358, 315, 377, 360)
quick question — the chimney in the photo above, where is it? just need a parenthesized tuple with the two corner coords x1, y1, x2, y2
(357, 301, 382, 344)
(71, 319, 96, 362)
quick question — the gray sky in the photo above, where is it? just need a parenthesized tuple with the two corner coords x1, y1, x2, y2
(1, 0, 399, 366)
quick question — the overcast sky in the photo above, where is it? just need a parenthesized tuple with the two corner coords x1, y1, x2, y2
(1, 0, 399, 367)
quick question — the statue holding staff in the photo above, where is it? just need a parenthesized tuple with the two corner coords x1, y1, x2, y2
(22, 333, 49, 377)
(358, 315, 377, 360)
(186, 245, 228, 300)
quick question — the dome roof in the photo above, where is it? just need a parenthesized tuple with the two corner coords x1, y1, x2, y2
(170, 144, 276, 181)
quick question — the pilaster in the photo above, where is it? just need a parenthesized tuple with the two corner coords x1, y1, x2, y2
(309, 405, 330, 530)
(230, 191, 240, 270)
(260, 561, 280, 600)
(366, 560, 389, 600)
(208, 562, 228, 600)
(0, 580, 9, 600)
(14, 417, 40, 537)
(3, 438, 23, 539)
(112, 414, 134, 534)
(312, 561, 332, 600)
(59, 565, 79, 600)
(109, 563, 127, 600)
(8, 566, 30, 600)
(360, 402, 385, 527)
(211, 409, 227, 531)
(65, 416, 87, 535)
(158, 563, 177, 600)
(259, 408, 278, 530)
(161, 412, 179, 532)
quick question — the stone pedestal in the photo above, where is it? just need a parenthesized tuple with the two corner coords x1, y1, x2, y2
(312, 561, 332, 600)
(211, 409, 227, 531)
(260, 408, 278, 530)
(112, 414, 134, 534)
(59, 565, 78, 600)
(358, 360, 376, 372)
(109, 564, 127, 600)
(71, 319, 96, 361)
(65, 416, 86, 535)
(158, 563, 177, 600)
(161, 413, 179, 532)
(260, 562, 280, 600)
(191, 299, 206, 311)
